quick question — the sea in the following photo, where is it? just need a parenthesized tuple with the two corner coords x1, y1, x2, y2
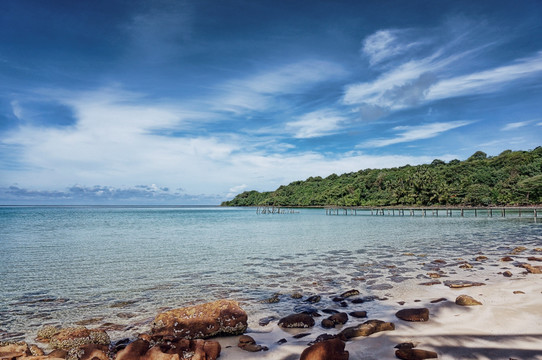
(1, 205, 541, 343)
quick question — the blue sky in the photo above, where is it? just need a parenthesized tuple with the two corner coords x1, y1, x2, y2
(1, 0, 541, 204)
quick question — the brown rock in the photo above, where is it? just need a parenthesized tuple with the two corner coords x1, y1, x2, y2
(76, 344, 109, 360)
(115, 339, 150, 360)
(48, 349, 68, 358)
(430, 298, 447, 304)
(513, 291, 525, 294)
(395, 348, 438, 359)
(238, 335, 267, 352)
(144, 346, 180, 360)
(49, 327, 110, 350)
(511, 246, 527, 254)
(527, 256, 542, 262)
(501, 256, 514, 262)
(396, 308, 429, 322)
(455, 295, 482, 306)
(278, 313, 315, 328)
(427, 273, 441, 278)
(395, 342, 415, 350)
(339, 319, 394, 340)
(475, 256, 488, 261)
(518, 263, 542, 274)
(300, 338, 349, 360)
(419, 280, 441, 286)
(443, 280, 485, 288)
(340, 289, 360, 298)
(151, 300, 247, 340)
(321, 319, 335, 329)
(459, 263, 473, 269)
(349, 311, 367, 318)
(503, 271, 513, 277)
(0, 343, 31, 358)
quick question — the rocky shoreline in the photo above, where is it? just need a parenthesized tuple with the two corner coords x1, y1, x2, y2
(2, 246, 542, 360)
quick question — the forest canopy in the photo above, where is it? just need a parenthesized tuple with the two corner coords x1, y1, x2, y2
(222, 148, 542, 207)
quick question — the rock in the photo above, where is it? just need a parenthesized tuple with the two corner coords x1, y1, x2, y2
(70, 344, 109, 360)
(432, 259, 446, 264)
(513, 291, 525, 294)
(501, 256, 514, 262)
(321, 319, 335, 329)
(511, 246, 527, 254)
(0, 342, 31, 358)
(419, 280, 441, 286)
(395, 348, 438, 359)
(115, 339, 150, 360)
(261, 294, 280, 303)
(518, 263, 542, 274)
(305, 295, 321, 304)
(426, 273, 441, 278)
(455, 295, 482, 306)
(292, 333, 311, 339)
(395, 308, 429, 322)
(533, 248, 542, 252)
(291, 292, 303, 299)
(475, 256, 488, 261)
(459, 263, 473, 269)
(339, 319, 394, 340)
(340, 290, 360, 298)
(430, 298, 447, 304)
(349, 311, 367, 318)
(151, 299, 247, 340)
(29, 344, 45, 356)
(321, 309, 339, 314)
(278, 314, 315, 328)
(48, 327, 110, 350)
(527, 256, 542, 261)
(322, 313, 348, 328)
(37, 325, 61, 342)
(277, 338, 287, 345)
(443, 280, 485, 288)
(332, 297, 344, 302)
(503, 271, 513, 277)
(395, 342, 415, 349)
(300, 338, 349, 360)
(339, 301, 348, 308)
(258, 316, 276, 326)
(309, 334, 337, 345)
(238, 335, 267, 352)
(144, 338, 221, 360)
(294, 305, 320, 317)
(398, 301, 406, 305)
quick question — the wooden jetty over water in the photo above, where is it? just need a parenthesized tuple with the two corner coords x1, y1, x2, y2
(324, 206, 540, 218)
(256, 206, 299, 214)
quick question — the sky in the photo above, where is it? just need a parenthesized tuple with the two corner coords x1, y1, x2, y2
(1, 0, 541, 204)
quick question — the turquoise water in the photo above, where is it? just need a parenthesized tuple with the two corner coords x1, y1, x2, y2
(1, 206, 541, 342)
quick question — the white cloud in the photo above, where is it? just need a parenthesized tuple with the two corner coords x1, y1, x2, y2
(286, 109, 346, 138)
(501, 121, 531, 131)
(362, 29, 424, 66)
(360, 121, 471, 148)
(215, 60, 346, 113)
(426, 51, 542, 101)
(226, 184, 247, 198)
(11, 100, 23, 119)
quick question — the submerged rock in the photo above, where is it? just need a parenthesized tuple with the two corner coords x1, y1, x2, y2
(305, 295, 322, 304)
(151, 299, 247, 340)
(300, 338, 349, 360)
(238, 335, 268, 352)
(340, 289, 360, 298)
(455, 295, 482, 306)
(349, 311, 367, 318)
(278, 314, 315, 328)
(395, 308, 429, 322)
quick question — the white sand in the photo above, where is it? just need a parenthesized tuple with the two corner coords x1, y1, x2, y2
(217, 276, 542, 360)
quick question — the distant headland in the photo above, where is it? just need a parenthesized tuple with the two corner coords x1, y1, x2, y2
(222, 148, 542, 207)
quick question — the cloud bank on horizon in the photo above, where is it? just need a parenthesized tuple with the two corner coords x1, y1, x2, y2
(1, 0, 541, 204)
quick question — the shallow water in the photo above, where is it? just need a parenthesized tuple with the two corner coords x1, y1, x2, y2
(0, 206, 540, 342)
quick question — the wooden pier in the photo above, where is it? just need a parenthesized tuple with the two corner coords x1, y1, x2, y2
(324, 206, 540, 218)
(256, 206, 299, 214)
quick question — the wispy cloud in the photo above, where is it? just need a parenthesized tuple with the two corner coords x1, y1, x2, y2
(501, 120, 532, 131)
(360, 121, 472, 148)
(426, 51, 542, 101)
(214, 60, 346, 114)
(286, 109, 346, 138)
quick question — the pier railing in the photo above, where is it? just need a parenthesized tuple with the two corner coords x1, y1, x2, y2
(324, 206, 540, 218)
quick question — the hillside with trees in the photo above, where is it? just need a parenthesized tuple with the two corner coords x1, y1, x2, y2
(222, 148, 542, 207)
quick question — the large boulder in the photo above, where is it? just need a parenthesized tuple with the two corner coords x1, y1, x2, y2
(151, 300, 247, 340)
(47, 327, 110, 350)
(300, 338, 349, 360)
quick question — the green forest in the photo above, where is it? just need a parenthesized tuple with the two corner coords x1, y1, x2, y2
(222, 148, 542, 207)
